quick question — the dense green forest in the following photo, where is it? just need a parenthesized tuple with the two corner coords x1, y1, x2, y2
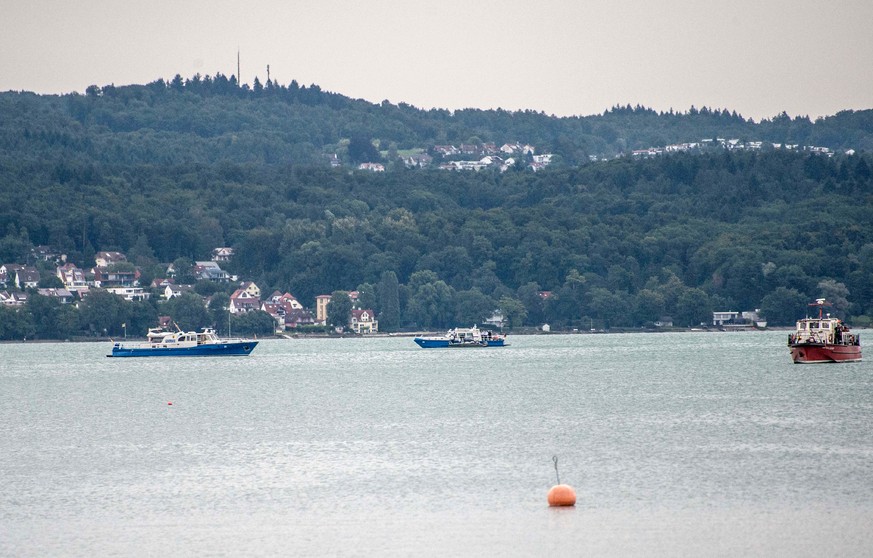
(1, 74, 873, 339)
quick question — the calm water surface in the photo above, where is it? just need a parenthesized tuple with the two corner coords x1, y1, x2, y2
(2, 331, 872, 556)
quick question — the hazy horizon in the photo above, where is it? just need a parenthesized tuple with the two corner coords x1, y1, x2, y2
(3, 0, 872, 121)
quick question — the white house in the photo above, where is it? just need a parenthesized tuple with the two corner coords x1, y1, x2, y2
(211, 247, 234, 262)
(94, 251, 127, 268)
(106, 287, 150, 301)
(713, 311, 740, 326)
(229, 288, 260, 314)
(350, 309, 378, 334)
(164, 284, 194, 299)
(57, 263, 88, 292)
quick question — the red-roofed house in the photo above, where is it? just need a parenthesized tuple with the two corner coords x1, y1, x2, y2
(286, 308, 315, 328)
(230, 288, 260, 314)
(350, 309, 378, 334)
(261, 302, 285, 330)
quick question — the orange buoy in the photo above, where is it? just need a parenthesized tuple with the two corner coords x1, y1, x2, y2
(547, 484, 577, 507)
(548, 455, 576, 506)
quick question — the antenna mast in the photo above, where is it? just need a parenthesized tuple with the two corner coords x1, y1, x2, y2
(267, 64, 270, 84)
(237, 48, 241, 87)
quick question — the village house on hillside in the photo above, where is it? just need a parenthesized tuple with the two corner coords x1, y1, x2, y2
(0, 290, 29, 306)
(57, 263, 88, 293)
(151, 277, 174, 289)
(0, 264, 41, 289)
(194, 261, 230, 282)
(92, 266, 137, 288)
(105, 286, 149, 301)
(164, 284, 194, 299)
(14, 266, 40, 289)
(36, 288, 74, 304)
(230, 283, 261, 314)
(31, 245, 65, 263)
(94, 251, 127, 267)
(211, 247, 234, 262)
(239, 281, 260, 299)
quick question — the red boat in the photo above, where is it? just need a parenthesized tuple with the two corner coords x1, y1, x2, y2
(788, 299, 861, 364)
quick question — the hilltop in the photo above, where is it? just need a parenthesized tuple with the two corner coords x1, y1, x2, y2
(3, 73, 872, 168)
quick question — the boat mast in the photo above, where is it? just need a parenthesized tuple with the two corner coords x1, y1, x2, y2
(810, 298, 830, 319)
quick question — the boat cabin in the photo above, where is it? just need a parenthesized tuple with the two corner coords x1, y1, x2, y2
(793, 318, 840, 344)
(146, 327, 221, 347)
(791, 316, 858, 346)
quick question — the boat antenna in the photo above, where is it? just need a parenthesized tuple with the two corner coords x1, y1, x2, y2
(173, 321, 182, 332)
(809, 298, 830, 319)
(553, 455, 561, 484)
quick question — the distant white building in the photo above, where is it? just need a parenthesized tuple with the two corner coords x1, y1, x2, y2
(94, 251, 127, 268)
(713, 311, 740, 326)
(212, 247, 234, 262)
(358, 162, 385, 172)
(484, 310, 505, 329)
(106, 287, 150, 301)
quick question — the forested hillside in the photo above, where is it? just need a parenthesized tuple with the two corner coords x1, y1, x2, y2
(1, 74, 873, 337)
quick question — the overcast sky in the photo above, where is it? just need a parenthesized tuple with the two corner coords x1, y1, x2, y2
(3, 0, 872, 121)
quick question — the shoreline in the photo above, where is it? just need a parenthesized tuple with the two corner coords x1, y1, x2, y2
(0, 326, 791, 344)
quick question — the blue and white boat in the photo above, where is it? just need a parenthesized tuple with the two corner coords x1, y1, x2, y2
(414, 325, 508, 348)
(109, 327, 258, 357)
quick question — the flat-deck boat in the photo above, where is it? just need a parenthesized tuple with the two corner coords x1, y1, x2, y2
(414, 325, 508, 348)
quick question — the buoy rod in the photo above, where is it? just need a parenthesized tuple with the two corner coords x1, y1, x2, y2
(553, 455, 560, 484)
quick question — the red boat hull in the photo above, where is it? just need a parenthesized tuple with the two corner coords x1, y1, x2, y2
(790, 343, 862, 364)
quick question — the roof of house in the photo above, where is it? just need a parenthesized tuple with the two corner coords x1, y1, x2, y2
(17, 268, 41, 283)
(96, 251, 127, 262)
(231, 288, 259, 300)
(352, 309, 376, 321)
(37, 288, 74, 298)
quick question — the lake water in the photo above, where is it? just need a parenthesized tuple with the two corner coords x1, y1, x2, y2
(2, 331, 872, 556)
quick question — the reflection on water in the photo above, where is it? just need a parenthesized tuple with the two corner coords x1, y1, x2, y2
(1, 331, 872, 556)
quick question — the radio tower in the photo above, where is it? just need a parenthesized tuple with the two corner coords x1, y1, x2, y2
(237, 49, 241, 87)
